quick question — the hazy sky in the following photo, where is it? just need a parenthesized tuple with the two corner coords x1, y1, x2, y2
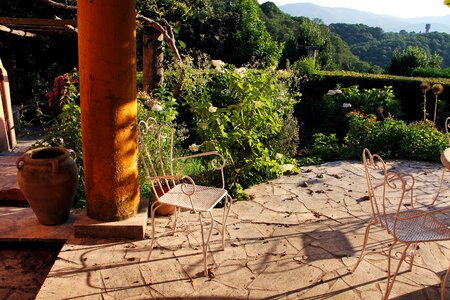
(258, 0, 450, 18)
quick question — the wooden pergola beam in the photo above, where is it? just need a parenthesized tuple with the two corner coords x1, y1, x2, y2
(40, 0, 77, 10)
(0, 17, 77, 27)
(0, 25, 35, 37)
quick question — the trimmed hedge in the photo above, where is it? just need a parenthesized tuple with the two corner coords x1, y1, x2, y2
(297, 71, 450, 144)
(412, 67, 450, 79)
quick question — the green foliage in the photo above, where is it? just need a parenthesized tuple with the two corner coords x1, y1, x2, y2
(229, 0, 283, 67)
(181, 63, 299, 197)
(260, 7, 374, 72)
(292, 57, 317, 76)
(319, 85, 401, 138)
(137, 87, 178, 124)
(45, 70, 79, 111)
(309, 112, 447, 162)
(296, 156, 324, 166)
(33, 71, 84, 207)
(309, 133, 340, 161)
(343, 112, 409, 158)
(331, 23, 450, 70)
(344, 112, 447, 161)
(327, 32, 382, 73)
(412, 67, 450, 78)
(299, 70, 450, 134)
(388, 46, 443, 76)
(402, 120, 448, 160)
(139, 0, 282, 68)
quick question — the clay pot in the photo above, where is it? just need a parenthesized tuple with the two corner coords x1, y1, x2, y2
(16, 147, 78, 225)
(152, 185, 176, 216)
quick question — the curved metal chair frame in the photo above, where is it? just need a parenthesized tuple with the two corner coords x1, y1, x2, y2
(352, 148, 450, 300)
(433, 116, 450, 205)
(138, 117, 232, 276)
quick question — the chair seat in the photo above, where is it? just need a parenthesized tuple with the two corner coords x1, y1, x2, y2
(158, 184, 227, 212)
(383, 209, 450, 243)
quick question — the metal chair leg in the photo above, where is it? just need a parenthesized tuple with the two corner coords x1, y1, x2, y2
(147, 201, 162, 260)
(442, 266, 450, 300)
(171, 207, 180, 234)
(220, 195, 232, 250)
(408, 243, 417, 272)
(198, 211, 215, 277)
(432, 168, 446, 205)
(384, 241, 410, 300)
(352, 221, 374, 272)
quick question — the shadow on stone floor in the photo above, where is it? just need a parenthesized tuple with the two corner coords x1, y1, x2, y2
(0, 241, 63, 299)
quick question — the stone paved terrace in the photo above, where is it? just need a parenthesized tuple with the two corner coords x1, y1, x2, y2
(25, 159, 449, 299)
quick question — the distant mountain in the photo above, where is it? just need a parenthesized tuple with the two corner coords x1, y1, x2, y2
(279, 2, 450, 34)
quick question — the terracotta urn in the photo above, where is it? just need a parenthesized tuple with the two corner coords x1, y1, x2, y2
(152, 185, 176, 216)
(16, 147, 78, 225)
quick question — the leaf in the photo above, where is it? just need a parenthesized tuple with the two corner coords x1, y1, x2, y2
(178, 40, 186, 49)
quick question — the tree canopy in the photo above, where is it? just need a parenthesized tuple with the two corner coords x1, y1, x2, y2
(260, 3, 378, 72)
(331, 23, 450, 69)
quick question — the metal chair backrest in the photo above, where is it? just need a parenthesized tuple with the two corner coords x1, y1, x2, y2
(445, 117, 450, 146)
(362, 148, 389, 227)
(137, 117, 176, 199)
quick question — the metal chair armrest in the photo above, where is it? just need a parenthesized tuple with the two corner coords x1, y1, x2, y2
(173, 151, 226, 189)
(174, 151, 226, 168)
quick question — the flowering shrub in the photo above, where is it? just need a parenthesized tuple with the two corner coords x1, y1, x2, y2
(181, 63, 299, 197)
(37, 71, 84, 206)
(319, 85, 401, 139)
(310, 111, 447, 162)
(343, 111, 408, 158)
(45, 70, 79, 109)
(402, 120, 448, 161)
(309, 133, 340, 160)
(137, 87, 178, 124)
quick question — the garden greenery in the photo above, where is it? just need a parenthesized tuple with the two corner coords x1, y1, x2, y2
(36, 65, 450, 205)
(32, 70, 85, 207)
(310, 111, 448, 162)
(308, 83, 448, 163)
(180, 61, 299, 198)
(37, 61, 300, 202)
(319, 84, 401, 139)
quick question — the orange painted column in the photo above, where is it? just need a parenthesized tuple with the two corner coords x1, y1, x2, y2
(77, 0, 140, 221)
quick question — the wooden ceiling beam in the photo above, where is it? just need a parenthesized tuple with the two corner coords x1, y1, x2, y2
(0, 17, 76, 27)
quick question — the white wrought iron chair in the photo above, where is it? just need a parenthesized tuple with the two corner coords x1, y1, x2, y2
(138, 117, 232, 276)
(352, 148, 450, 300)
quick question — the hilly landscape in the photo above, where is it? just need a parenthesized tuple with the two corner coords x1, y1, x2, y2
(279, 2, 450, 34)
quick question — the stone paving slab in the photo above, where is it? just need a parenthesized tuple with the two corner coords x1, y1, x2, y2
(34, 160, 450, 299)
(0, 207, 75, 241)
